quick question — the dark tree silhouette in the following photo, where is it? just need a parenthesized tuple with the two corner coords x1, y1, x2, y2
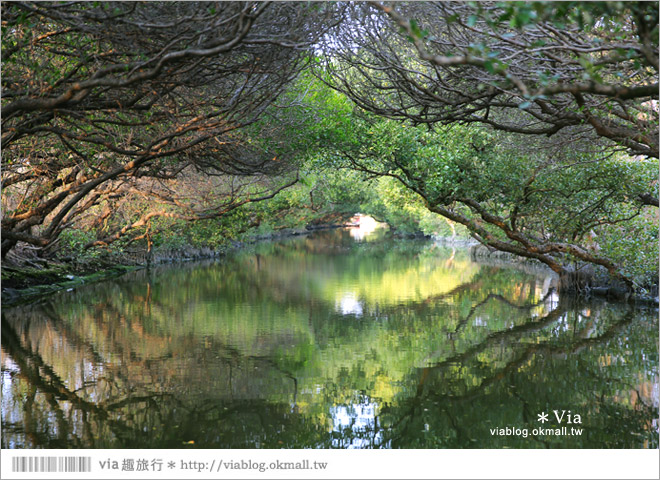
(1, 1, 345, 256)
(322, 2, 658, 160)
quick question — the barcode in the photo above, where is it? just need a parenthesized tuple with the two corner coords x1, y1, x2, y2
(11, 456, 92, 473)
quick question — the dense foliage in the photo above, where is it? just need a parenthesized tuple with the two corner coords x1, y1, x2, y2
(323, 1, 658, 159)
(1, 1, 344, 255)
(2, 1, 657, 293)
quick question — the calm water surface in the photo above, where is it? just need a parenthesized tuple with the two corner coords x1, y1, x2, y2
(2, 229, 658, 448)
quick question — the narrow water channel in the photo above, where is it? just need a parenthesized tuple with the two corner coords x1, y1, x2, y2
(1, 229, 657, 448)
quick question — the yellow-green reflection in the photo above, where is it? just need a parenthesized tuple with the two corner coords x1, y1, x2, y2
(1, 230, 658, 448)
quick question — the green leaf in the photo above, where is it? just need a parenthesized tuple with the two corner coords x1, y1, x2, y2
(409, 19, 422, 38)
(484, 60, 497, 74)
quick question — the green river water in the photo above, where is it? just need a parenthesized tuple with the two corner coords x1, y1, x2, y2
(1, 229, 658, 448)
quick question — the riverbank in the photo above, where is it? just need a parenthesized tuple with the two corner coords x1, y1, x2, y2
(4, 229, 657, 307)
(1, 225, 348, 306)
(468, 243, 659, 305)
(1, 264, 140, 306)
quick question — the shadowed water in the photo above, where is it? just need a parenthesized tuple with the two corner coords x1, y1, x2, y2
(1, 229, 658, 448)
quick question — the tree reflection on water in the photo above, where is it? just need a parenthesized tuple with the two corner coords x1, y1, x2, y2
(2, 231, 658, 448)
